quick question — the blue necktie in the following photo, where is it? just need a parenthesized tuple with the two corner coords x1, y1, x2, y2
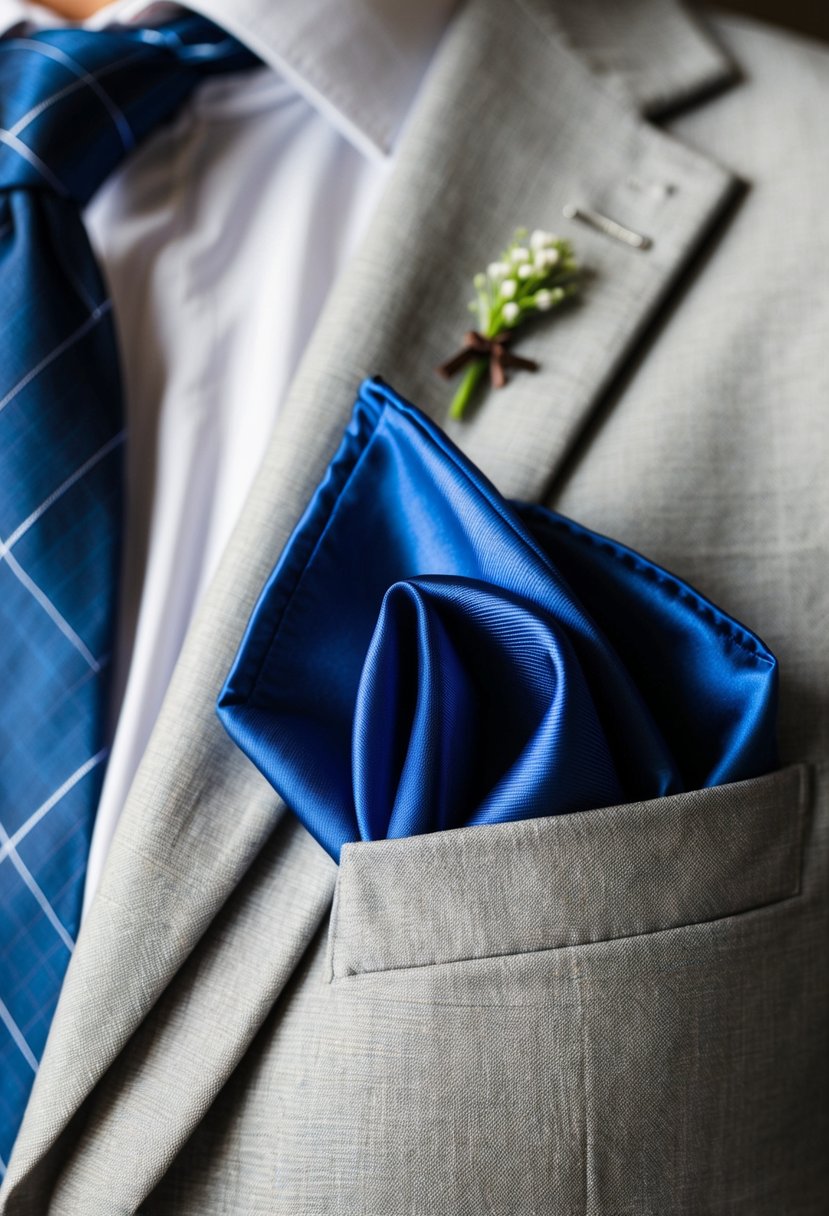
(0, 13, 256, 1170)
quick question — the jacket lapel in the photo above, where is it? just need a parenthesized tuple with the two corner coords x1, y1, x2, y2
(1, 1, 739, 1208)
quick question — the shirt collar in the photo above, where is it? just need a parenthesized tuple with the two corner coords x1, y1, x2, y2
(0, 0, 460, 160)
(188, 0, 461, 159)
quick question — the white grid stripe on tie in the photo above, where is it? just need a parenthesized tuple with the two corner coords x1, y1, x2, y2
(0, 751, 107, 864)
(7, 52, 146, 143)
(1, 548, 101, 670)
(9, 73, 101, 138)
(0, 127, 67, 194)
(0, 996, 38, 1073)
(5, 38, 136, 150)
(0, 1151, 7, 1178)
(0, 430, 126, 560)
(0, 301, 112, 415)
(0, 823, 75, 953)
(0, 308, 119, 674)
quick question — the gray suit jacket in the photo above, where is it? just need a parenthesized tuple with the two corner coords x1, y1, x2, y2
(1, 1, 827, 1211)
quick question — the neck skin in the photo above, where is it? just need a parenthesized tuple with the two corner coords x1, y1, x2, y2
(36, 0, 112, 16)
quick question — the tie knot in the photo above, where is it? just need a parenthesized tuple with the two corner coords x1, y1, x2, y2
(0, 14, 257, 205)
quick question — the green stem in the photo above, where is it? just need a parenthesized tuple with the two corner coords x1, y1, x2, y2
(449, 358, 488, 421)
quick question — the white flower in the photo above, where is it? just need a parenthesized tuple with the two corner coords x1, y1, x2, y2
(535, 248, 560, 271)
(500, 278, 518, 299)
(534, 289, 554, 311)
(517, 263, 534, 280)
(530, 228, 558, 250)
(502, 301, 520, 323)
(510, 246, 530, 264)
(487, 261, 509, 280)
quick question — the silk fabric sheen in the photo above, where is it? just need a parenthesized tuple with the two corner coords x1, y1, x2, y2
(218, 378, 778, 860)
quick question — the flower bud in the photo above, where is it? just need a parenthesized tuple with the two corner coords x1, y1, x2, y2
(537, 248, 561, 271)
(530, 228, 557, 250)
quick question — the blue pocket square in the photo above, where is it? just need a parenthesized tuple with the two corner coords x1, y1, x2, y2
(217, 378, 778, 861)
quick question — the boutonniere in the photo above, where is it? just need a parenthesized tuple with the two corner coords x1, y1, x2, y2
(437, 227, 580, 420)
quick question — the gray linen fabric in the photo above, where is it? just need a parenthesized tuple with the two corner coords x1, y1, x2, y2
(1, 1, 827, 1212)
(329, 766, 807, 977)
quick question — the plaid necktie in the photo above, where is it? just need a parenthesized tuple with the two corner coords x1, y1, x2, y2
(0, 13, 257, 1171)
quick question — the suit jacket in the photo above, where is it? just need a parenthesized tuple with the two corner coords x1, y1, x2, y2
(1, 1, 827, 1211)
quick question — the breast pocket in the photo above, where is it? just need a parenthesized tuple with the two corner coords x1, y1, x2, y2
(328, 764, 807, 979)
(296, 764, 819, 1214)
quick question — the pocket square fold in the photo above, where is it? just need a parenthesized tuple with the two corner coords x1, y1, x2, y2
(217, 378, 778, 861)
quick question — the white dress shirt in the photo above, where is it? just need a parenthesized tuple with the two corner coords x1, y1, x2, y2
(0, 0, 457, 920)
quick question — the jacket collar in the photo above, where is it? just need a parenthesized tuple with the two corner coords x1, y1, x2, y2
(543, 0, 738, 117)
